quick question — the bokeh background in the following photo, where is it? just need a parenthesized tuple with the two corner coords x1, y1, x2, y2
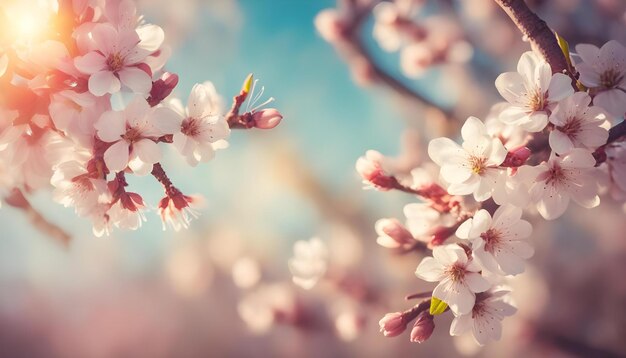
(1, 0, 626, 357)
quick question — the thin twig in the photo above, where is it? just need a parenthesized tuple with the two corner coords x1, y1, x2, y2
(335, 0, 456, 121)
(4, 188, 71, 246)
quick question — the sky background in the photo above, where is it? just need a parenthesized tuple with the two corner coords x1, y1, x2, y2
(0, 0, 423, 281)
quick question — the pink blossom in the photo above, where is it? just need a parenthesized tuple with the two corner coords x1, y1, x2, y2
(74, 23, 162, 96)
(94, 96, 179, 175)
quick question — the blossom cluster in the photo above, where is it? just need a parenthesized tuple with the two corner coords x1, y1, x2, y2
(358, 40, 626, 346)
(315, 0, 472, 80)
(0, 0, 282, 236)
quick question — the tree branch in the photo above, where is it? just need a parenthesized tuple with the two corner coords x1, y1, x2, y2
(334, 1, 455, 121)
(4, 188, 71, 246)
(494, 0, 575, 82)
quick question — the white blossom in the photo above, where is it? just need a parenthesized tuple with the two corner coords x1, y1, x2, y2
(428, 116, 507, 202)
(456, 205, 534, 275)
(519, 149, 601, 220)
(495, 51, 574, 132)
(450, 289, 517, 346)
(549, 92, 609, 154)
(288, 237, 328, 290)
(415, 244, 490, 315)
(575, 40, 626, 119)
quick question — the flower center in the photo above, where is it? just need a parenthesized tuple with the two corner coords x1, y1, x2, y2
(558, 116, 583, 139)
(480, 228, 502, 253)
(181, 117, 200, 137)
(106, 53, 124, 72)
(445, 263, 466, 282)
(545, 162, 566, 186)
(469, 155, 488, 175)
(122, 127, 142, 143)
(600, 68, 623, 89)
(528, 89, 547, 111)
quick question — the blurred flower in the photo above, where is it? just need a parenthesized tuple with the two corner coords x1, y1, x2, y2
(288, 237, 328, 290)
(237, 284, 298, 333)
(375, 217, 415, 249)
(356, 150, 396, 191)
(232, 257, 261, 289)
(314, 9, 346, 43)
(575, 40, 626, 118)
(335, 311, 366, 341)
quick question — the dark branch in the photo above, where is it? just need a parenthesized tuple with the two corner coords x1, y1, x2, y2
(494, 0, 575, 82)
(4, 188, 71, 246)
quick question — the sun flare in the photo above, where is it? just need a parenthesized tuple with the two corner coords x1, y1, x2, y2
(0, 0, 56, 45)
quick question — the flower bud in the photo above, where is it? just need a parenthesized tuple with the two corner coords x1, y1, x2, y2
(501, 146, 531, 167)
(148, 72, 179, 107)
(314, 9, 346, 43)
(410, 311, 435, 343)
(379, 312, 407, 337)
(356, 150, 397, 190)
(252, 108, 283, 129)
(375, 218, 414, 248)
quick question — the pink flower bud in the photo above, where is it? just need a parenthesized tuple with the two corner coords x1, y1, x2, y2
(375, 218, 414, 248)
(148, 72, 179, 107)
(501, 146, 531, 167)
(314, 9, 346, 43)
(429, 225, 456, 246)
(252, 108, 283, 129)
(379, 312, 407, 337)
(410, 311, 435, 343)
(356, 150, 397, 190)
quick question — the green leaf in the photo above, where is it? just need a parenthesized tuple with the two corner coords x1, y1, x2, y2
(242, 73, 253, 94)
(429, 297, 448, 315)
(555, 32, 572, 69)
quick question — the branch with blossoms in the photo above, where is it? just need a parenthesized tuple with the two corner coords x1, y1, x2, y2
(0, 0, 282, 241)
(315, 0, 470, 126)
(351, 0, 626, 348)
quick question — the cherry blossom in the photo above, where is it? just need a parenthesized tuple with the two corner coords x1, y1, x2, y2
(74, 23, 162, 96)
(449, 289, 517, 346)
(288, 237, 328, 290)
(157, 191, 202, 231)
(50, 161, 110, 217)
(428, 116, 507, 202)
(495, 51, 574, 132)
(415, 244, 490, 315)
(94, 96, 179, 175)
(575, 40, 626, 119)
(548, 92, 609, 154)
(170, 82, 230, 166)
(519, 149, 601, 220)
(456, 205, 534, 275)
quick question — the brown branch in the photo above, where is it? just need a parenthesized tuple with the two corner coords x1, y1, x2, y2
(4, 188, 71, 246)
(494, 0, 575, 82)
(335, 1, 455, 121)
